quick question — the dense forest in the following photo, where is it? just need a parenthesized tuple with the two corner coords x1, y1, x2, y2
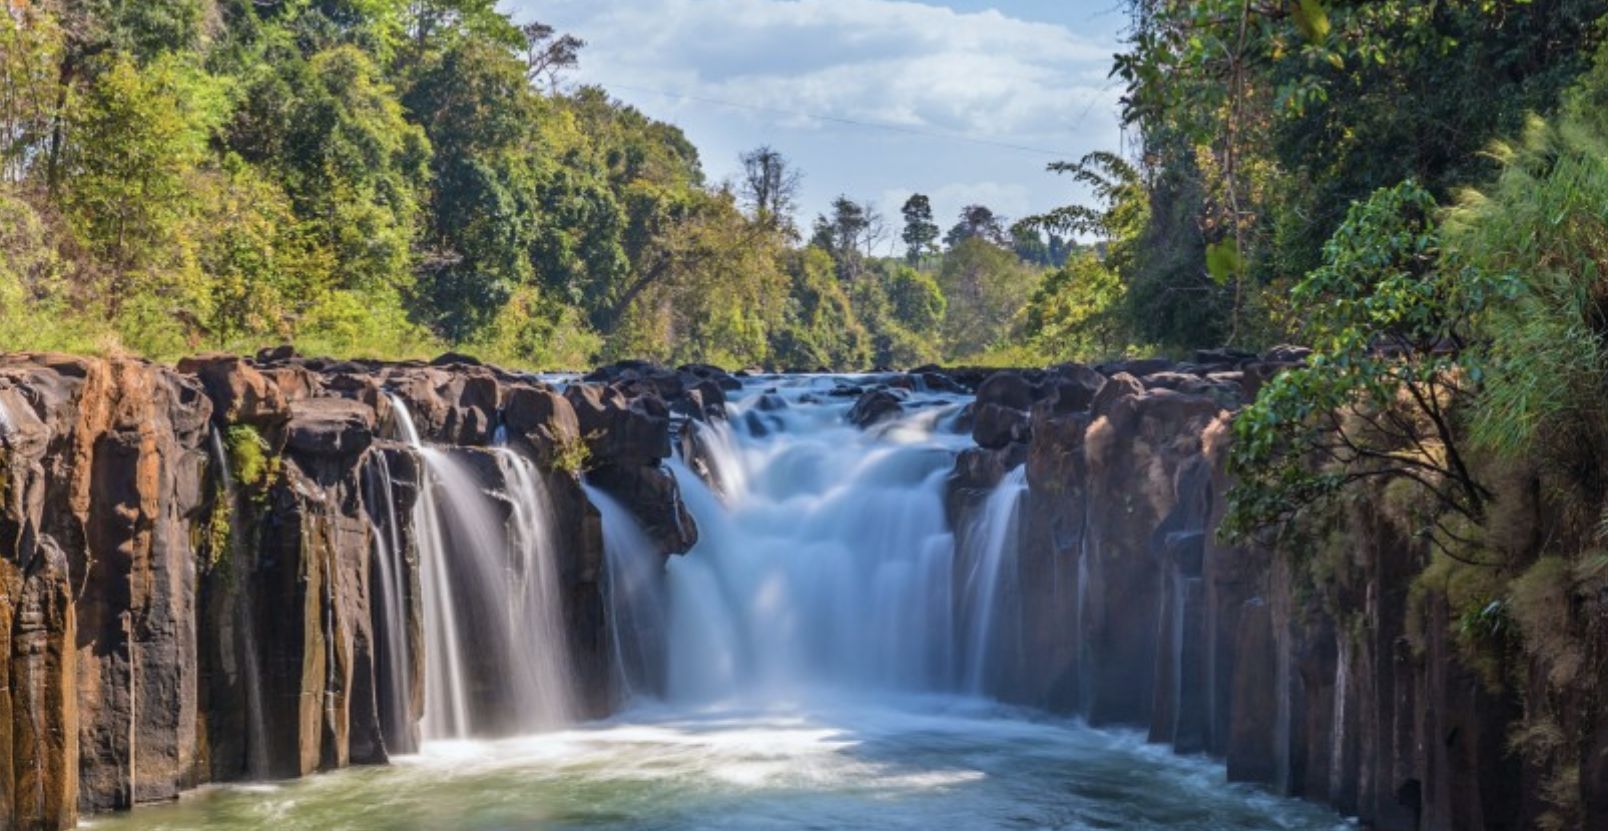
(0, 0, 1089, 369)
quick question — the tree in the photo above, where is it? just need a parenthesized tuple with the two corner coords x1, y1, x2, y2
(63, 54, 221, 306)
(884, 262, 946, 333)
(1025, 251, 1123, 361)
(252, 45, 431, 296)
(1225, 181, 1510, 562)
(520, 21, 584, 91)
(944, 204, 1007, 249)
(900, 193, 939, 264)
(937, 235, 1039, 359)
(810, 195, 883, 281)
(404, 37, 541, 339)
(738, 145, 801, 230)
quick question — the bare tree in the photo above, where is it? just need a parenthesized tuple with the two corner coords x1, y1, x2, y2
(739, 145, 802, 230)
(521, 22, 585, 91)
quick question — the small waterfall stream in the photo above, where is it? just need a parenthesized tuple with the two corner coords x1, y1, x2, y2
(207, 428, 271, 779)
(389, 396, 576, 739)
(365, 451, 417, 754)
(960, 464, 1028, 694)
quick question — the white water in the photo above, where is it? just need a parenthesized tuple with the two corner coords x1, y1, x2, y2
(208, 428, 271, 779)
(642, 376, 978, 701)
(0, 394, 14, 438)
(390, 397, 576, 739)
(960, 464, 1028, 693)
(366, 450, 417, 754)
(90, 693, 1351, 831)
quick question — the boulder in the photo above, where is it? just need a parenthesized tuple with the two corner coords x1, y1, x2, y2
(972, 403, 1030, 450)
(975, 371, 1036, 411)
(847, 389, 903, 428)
(285, 398, 375, 457)
(178, 355, 288, 427)
(564, 384, 672, 464)
(502, 386, 580, 465)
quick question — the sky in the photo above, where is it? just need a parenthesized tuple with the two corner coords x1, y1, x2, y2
(499, 1, 1130, 250)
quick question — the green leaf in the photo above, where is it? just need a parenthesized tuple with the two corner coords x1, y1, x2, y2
(1290, 0, 1332, 44)
(1205, 239, 1243, 285)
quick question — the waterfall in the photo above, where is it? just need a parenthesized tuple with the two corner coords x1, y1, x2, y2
(582, 483, 668, 700)
(960, 465, 1029, 694)
(590, 376, 979, 705)
(389, 396, 576, 739)
(207, 428, 270, 779)
(495, 448, 577, 726)
(0, 395, 14, 438)
(365, 451, 416, 754)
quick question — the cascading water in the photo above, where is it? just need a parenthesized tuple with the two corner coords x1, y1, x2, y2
(959, 464, 1028, 694)
(582, 484, 669, 699)
(389, 396, 576, 739)
(207, 428, 271, 779)
(365, 450, 417, 754)
(589, 375, 1030, 703)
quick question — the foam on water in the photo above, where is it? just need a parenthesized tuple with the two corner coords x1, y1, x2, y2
(86, 693, 1351, 831)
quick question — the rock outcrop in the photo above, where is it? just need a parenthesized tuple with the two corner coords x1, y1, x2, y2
(950, 352, 1601, 831)
(0, 351, 711, 830)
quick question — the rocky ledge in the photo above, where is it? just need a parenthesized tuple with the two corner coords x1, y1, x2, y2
(0, 351, 731, 830)
(936, 350, 1608, 831)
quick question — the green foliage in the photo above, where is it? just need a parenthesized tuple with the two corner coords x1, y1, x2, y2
(1025, 252, 1126, 362)
(1116, 0, 1608, 351)
(64, 54, 223, 294)
(1225, 182, 1510, 553)
(1448, 51, 1608, 476)
(226, 425, 274, 489)
(937, 237, 1040, 360)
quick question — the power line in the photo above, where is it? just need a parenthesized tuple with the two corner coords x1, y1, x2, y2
(592, 80, 1083, 159)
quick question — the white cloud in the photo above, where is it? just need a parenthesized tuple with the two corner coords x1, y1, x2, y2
(503, 0, 1125, 227)
(525, 0, 1117, 143)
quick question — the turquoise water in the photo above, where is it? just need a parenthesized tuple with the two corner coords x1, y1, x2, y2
(89, 696, 1347, 831)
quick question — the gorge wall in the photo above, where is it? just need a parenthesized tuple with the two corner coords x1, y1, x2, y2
(0, 351, 718, 830)
(4, 347, 1604, 831)
(947, 353, 1608, 831)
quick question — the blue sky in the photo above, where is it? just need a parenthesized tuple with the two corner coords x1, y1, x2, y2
(501, 1, 1130, 248)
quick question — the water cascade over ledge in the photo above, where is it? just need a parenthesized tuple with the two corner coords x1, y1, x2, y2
(390, 396, 577, 739)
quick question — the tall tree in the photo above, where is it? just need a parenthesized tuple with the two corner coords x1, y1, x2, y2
(900, 193, 939, 265)
(520, 20, 583, 91)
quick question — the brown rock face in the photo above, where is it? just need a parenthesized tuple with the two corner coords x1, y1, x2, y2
(957, 351, 1564, 831)
(0, 356, 212, 826)
(1, 352, 669, 829)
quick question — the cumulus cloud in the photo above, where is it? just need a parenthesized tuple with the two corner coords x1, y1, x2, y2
(503, 0, 1125, 230)
(526, 0, 1117, 143)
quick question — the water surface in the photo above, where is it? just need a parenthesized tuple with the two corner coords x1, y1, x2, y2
(89, 696, 1348, 831)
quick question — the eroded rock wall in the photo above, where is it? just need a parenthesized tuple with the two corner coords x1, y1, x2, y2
(0, 351, 713, 830)
(952, 353, 1588, 831)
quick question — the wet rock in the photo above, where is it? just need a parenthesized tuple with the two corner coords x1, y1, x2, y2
(972, 403, 1030, 450)
(564, 384, 672, 464)
(755, 393, 789, 412)
(847, 389, 903, 428)
(502, 386, 580, 466)
(285, 398, 375, 457)
(975, 371, 1036, 411)
(587, 463, 697, 557)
